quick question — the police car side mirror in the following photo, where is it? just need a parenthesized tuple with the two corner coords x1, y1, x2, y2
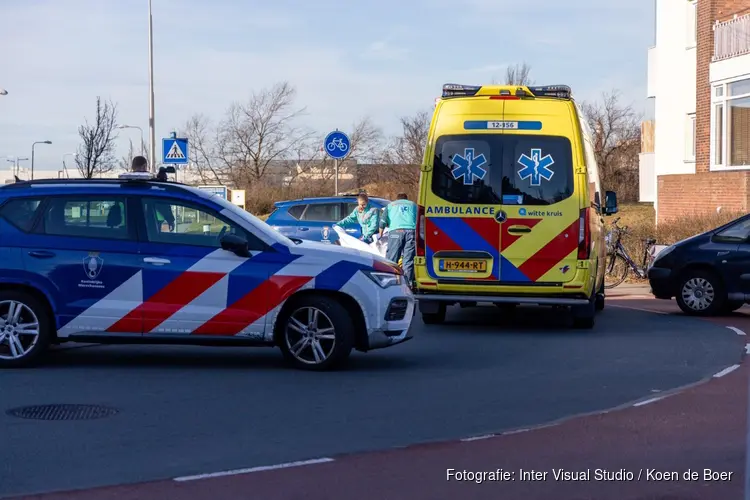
(220, 233, 250, 257)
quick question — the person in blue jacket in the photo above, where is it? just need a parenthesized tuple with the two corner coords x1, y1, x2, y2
(335, 192, 380, 243)
(379, 193, 417, 283)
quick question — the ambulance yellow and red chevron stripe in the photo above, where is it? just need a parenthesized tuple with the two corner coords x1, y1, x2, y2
(424, 215, 579, 282)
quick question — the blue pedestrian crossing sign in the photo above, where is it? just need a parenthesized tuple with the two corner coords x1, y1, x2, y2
(162, 137, 189, 165)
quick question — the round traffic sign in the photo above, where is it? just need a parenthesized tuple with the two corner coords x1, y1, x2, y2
(324, 130, 350, 160)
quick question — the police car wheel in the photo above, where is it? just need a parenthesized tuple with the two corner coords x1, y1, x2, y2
(277, 296, 354, 371)
(0, 291, 52, 368)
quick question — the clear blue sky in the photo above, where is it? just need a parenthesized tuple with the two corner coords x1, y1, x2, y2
(0, 0, 655, 174)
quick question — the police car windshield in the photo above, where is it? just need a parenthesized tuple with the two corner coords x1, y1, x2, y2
(208, 194, 297, 245)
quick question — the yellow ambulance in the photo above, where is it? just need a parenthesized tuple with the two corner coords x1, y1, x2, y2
(413, 83, 618, 328)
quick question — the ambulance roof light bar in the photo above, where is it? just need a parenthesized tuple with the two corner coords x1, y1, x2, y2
(441, 83, 572, 99)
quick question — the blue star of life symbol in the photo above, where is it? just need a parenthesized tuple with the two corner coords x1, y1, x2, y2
(517, 148, 555, 186)
(451, 148, 488, 185)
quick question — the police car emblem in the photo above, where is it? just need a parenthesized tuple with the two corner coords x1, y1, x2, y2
(494, 210, 507, 223)
(321, 226, 330, 239)
(83, 253, 104, 279)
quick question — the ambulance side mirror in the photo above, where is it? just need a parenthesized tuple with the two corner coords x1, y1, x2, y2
(604, 191, 618, 215)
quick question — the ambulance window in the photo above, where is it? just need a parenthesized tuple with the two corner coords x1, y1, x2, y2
(502, 136, 575, 206)
(431, 137, 501, 204)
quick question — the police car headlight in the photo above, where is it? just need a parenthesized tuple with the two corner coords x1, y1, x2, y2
(363, 271, 403, 288)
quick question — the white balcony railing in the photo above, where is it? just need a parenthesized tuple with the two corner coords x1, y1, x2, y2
(713, 13, 750, 61)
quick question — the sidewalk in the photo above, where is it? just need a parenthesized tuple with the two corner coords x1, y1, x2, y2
(605, 282, 652, 298)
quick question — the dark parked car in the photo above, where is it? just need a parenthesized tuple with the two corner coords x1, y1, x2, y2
(648, 213, 750, 316)
(266, 195, 390, 244)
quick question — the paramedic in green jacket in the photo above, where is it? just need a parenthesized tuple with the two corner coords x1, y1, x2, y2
(335, 192, 380, 243)
(379, 193, 417, 284)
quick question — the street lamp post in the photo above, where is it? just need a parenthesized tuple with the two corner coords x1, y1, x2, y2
(148, 0, 156, 173)
(117, 125, 145, 155)
(31, 141, 52, 180)
(6, 157, 28, 177)
(62, 153, 74, 178)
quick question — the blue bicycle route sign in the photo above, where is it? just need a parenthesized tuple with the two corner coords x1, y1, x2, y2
(324, 130, 350, 160)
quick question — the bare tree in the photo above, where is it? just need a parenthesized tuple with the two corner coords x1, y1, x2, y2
(74, 97, 119, 178)
(505, 62, 533, 85)
(116, 138, 147, 173)
(579, 89, 642, 202)
(372, 109, 431, 193)
(181, 113, 225, 185)
(216, 81, 313, 187)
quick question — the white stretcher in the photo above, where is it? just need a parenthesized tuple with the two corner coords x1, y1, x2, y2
(333, 226, 389, 258)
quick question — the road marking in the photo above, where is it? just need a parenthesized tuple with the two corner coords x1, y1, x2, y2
(608, 304, 669, 315)
(633, 396, 665, 407)
(461, 434, 496, 442)
(728, 326, 747, 336)
(713, 364, 741, 379)
(173, 457, 335, 482)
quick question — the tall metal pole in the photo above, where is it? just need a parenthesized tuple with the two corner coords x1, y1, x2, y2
(334, 159, 338, 195)
(147, 0, 156, 173)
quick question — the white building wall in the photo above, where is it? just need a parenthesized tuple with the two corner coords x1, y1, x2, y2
(652, 0, 697, 178)
(710, 52, 750, 83)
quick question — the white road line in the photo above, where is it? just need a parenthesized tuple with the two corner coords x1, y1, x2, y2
(173, 458, 335, 482)
(727, 326, 747, 336)
(461, 434, 496, 442)
(713, 364, 741, 379)
(501, 428, 532, 436)
(633, 396, 666, 407)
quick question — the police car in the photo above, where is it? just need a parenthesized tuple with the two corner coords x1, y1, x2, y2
(0, 171, 415, 370)
(266, 195, 390, 244)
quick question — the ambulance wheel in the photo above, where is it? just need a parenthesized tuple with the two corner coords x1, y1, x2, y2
(571, 296, 596, 329)
(595, 281, 605, 311)
(421, 304, 446, 325)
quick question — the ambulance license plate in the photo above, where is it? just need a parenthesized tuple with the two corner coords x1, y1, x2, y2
(439, 259, 487, 272)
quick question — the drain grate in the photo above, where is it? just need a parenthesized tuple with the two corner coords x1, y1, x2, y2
(6, 404, 119, 421)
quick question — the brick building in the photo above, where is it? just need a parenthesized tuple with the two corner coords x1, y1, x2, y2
(641, 0, 750, 223)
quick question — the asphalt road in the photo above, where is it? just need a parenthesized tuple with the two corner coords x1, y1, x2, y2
(0, 303, 742, 498)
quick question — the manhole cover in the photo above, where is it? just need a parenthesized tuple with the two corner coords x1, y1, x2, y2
(5, 404, 119, 421)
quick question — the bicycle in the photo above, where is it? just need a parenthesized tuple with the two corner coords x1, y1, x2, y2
(327, 138, 348, 152)
(603, 217, 657, 289)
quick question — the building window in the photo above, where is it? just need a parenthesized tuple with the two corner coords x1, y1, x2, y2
(685, 114, 696, 161)
(686, 0, 697, 48)
(712, 77, 750, 168)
